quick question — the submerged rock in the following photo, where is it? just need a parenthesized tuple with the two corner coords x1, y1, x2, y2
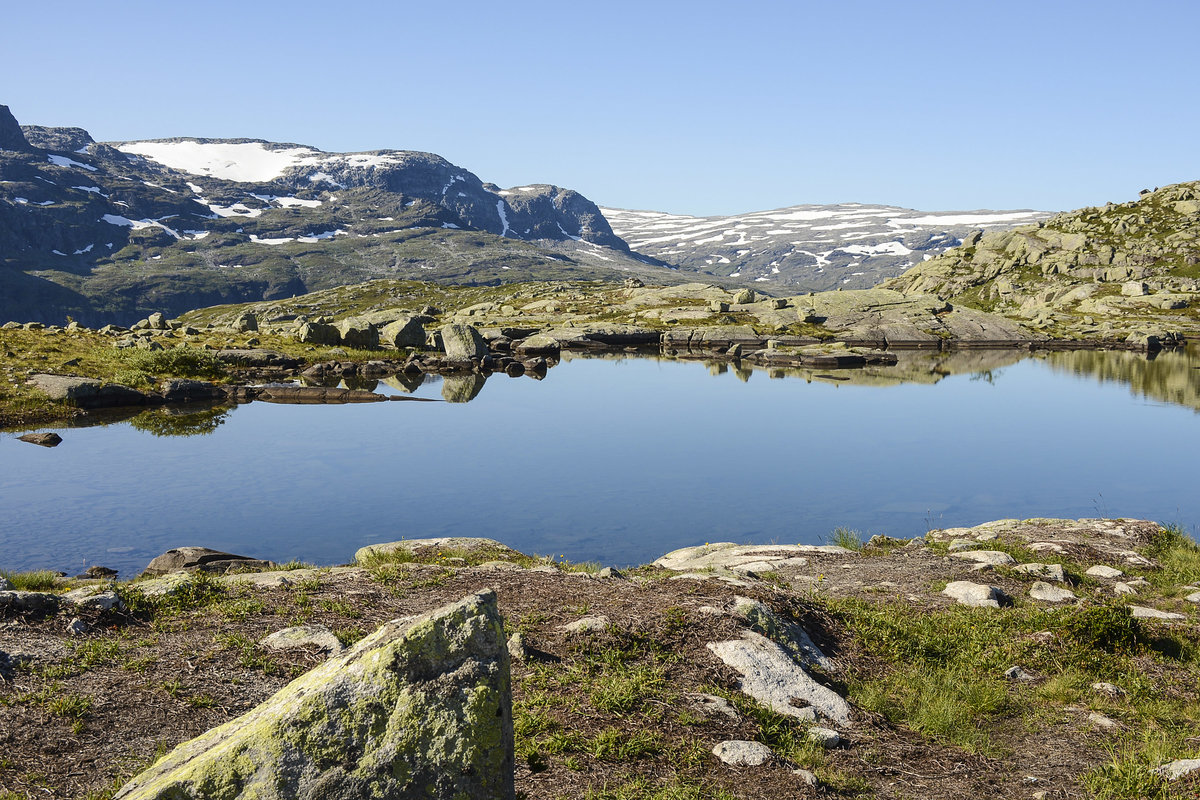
(114, 590, 514, 800)
(17, 432, 62, 447)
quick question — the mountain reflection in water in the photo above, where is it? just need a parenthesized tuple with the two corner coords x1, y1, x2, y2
(3, 347, 1197, 578)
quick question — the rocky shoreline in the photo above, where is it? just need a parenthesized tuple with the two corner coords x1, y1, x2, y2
(2, 518, 1198, 798)
(4, 288, 1194, 430)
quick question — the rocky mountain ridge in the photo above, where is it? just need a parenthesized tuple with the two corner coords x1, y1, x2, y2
(602, 203, 1051, 291)
(0, 105, 670, 326)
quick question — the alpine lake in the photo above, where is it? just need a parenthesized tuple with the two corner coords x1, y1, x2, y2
(3, 345, 1199, 578)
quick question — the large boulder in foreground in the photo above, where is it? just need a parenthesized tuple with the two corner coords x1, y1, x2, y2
(114, 590, 514, 800)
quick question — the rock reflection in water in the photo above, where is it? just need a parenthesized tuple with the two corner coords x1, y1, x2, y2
(1039, 345, 1200, 412)
(441, 373, 487, 403)
(381, 372, 429, 394)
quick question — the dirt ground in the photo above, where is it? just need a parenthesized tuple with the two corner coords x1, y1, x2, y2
(2, 520, 1198, 799)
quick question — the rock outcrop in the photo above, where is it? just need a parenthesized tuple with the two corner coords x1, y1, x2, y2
(114, 590, 514, 800)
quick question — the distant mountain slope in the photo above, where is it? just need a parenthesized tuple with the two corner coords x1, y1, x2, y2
(603, 204, 1050, 291)
(881, 180, 1200, 341)
(0, 105, 668, 325)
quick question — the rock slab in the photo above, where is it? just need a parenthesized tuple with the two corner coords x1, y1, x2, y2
(707, 631, 853, 727)
(114, 590, 514, 800)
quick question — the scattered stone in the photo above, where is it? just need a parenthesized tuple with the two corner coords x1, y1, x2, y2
(1086, 565, 1125, 579)
(1092, 682, 1126, 699)
(1005, 665, 1036, 682)
(259, 624, 344, 655)
(1029, 582, 1077, 603)
(81, 565, 118, 579)
(113, 590, 514, 800)
(1185, 591, 1200, 604)
(806, 727, 841, 748)
(706, 632, 853, 726)
(232, 312, 258, 332)
(950, 550, 1017, 567)
(942, 581, 1007, 608)
(0, 578, 9, 591)
(17, 432, 62, 447)
(596, 567, 624, 579)
(0, 591, 61, 615)
(1113, 582, 1138, 596)
(1155, 759, 1200, 781)
(63, 588, 123, 612)
(793, 769, 819, 787)
(560, 615, 610, 634)
(732, 289, 756, 304)
(294, 321, 340, 345)
(441, 323, 488, 359)
(1088, 712, 1119, 730)
(380, 316, 426, 348)
(685, 692, 740, 721)
(1014, 563, 1066, 582)
(141, 547, 276, 577)
(1129, 605, 1186, 620)
(1027, 542, 1065, 553)
(506, 632, 527, 662)
(65, 618, 90, 636)
(712, 740, 772, 767)
(947, 539, 974, 552)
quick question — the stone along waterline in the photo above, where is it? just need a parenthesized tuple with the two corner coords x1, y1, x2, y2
(1, 348, 1199, 577)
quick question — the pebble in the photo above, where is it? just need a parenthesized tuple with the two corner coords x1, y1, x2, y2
(807, 727, 841, 748)
(1086, 565, 1124, 579)
(1091, 682, 1126, 698)
(712, 740, 773, 766)
(1005, 665, 1036, 682)
(560, 615, 610, 633)
(65, 618, 89, 636)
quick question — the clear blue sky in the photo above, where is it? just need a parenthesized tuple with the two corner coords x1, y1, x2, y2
(4, 0, 1197, 215)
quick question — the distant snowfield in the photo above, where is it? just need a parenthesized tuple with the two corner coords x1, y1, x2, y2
(601, 203, 1051, 287)
(115, 140, 407, 183)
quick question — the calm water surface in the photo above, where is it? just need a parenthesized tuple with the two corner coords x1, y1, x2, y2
(2, 348, 1199, 577)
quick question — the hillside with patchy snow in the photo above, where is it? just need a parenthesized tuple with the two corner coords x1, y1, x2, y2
(603, 204, 1051, 291)
(0, 105, 670, 325)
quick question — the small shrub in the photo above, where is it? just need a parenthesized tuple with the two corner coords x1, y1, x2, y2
(1064, 605, 1143, 654)
(120, 347, 226, 380)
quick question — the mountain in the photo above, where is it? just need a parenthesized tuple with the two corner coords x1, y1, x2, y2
(0, 105, 670, 326)
(881, 180, 1200, 342)
(602, 204, 1051, 291)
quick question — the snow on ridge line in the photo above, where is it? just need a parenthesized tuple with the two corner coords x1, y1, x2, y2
(118, 141, 320, 183)
(47, 154, 98, 172)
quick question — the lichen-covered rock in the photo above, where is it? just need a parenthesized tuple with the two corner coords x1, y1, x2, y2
(114, 590, 514, 800)
(380, 316, 427, 348)
(441, 323, 488, 359)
